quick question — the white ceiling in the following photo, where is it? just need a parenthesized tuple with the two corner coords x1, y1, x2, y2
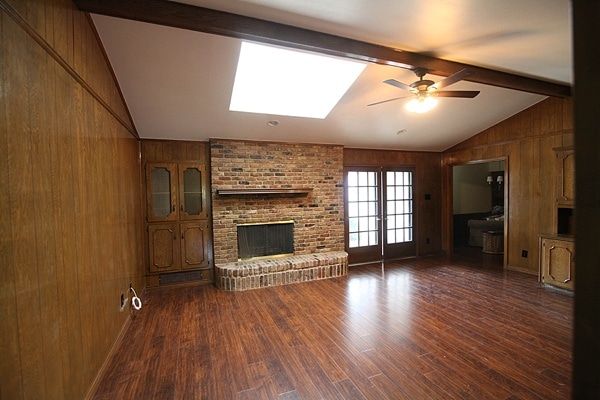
(92, 0, 570, 151)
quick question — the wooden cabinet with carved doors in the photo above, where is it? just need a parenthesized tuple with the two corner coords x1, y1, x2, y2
(146, 162, 208, 222)
(143, 140, 212, 286)
(148, 221, 211, 273)
(540, 235, 575, 291)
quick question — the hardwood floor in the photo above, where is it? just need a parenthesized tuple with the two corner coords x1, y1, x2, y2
(94, 257, 572, 400)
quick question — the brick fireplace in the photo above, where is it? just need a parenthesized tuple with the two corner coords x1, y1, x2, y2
(210, 139, 345, 267)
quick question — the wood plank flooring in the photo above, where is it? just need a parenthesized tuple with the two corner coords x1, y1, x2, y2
(94, 257, 572, 399)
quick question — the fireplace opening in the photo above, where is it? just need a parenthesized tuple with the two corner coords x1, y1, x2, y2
(237, 221, 294, 260)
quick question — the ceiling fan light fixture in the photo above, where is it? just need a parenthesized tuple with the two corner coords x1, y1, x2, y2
(405, 96, 438, 113)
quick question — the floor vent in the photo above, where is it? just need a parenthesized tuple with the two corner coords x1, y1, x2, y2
(159, 270, 203, 285)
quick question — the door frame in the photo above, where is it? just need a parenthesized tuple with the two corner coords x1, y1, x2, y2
(344, 165, 418, 265)
(446, 156, 509, 269)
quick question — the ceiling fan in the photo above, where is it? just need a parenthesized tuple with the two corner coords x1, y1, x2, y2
(368, 67, 480, 113)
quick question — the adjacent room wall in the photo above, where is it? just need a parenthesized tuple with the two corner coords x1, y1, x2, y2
(0, 1, 143, 399)
(343, 149, 442, 256)
(452, 164, 493, 214)
(442, 97, 573, 274)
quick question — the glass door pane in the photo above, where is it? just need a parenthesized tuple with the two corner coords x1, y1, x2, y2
(151, 167, 172, 218)
(346, 169, 381, 264)
(383, 169, 416, 259)
(183, 168, 201, 215)
(179, 163, 206, 220)
(146, 163, 178, 222)
(385, 171, 413, 244)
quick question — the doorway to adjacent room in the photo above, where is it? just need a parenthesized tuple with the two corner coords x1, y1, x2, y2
(451, 159, 507, 268)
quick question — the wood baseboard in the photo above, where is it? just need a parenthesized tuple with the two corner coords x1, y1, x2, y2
(84, 313, 133, 400)
(506, 264, 538, 276)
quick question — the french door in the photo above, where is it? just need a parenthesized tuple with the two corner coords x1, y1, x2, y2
(345, 168, 415, 264)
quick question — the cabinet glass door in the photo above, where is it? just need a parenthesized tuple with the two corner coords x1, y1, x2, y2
(179, 163, 207, 220)
(146, 163, 178, 221)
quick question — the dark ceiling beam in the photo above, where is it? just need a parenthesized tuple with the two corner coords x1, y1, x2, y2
(75, 0, 571, 97)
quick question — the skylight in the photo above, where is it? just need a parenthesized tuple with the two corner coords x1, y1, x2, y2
(229, 42, 366, 119)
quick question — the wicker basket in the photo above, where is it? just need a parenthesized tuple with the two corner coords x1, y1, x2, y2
(482, 230, 503, 254)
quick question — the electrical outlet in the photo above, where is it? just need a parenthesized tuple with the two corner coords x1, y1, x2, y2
(521, 250, 528, 258)
(120, 293, 128, 311)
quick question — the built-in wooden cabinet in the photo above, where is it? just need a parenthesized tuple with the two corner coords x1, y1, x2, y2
(538, 146, 575, 292)
(146, 162, 207, 222)
(148, 221, 210, 272)
(142, 141, 212, 285)
(540, 236, 575, 291)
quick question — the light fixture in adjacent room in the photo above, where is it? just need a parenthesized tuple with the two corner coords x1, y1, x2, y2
(405, 96, 438, 113)
(230, 41, 366, 119)
(486, 175, 493, 184)
(497, 175, 504, 184)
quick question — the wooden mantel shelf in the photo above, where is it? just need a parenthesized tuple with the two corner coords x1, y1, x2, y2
(217, 188, 313, 196)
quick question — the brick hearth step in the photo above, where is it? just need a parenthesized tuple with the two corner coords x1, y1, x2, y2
(215, 251, 348, 291)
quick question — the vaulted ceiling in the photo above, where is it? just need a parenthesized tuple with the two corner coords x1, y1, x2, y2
(91, 0, 571, 151)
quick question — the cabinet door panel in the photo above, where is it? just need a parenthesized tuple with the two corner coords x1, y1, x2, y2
(541, 238, 574, 290)
(556, 150, 575, 206)
(146, 163, 178, 221)
(180, 221, 210, 269)
(149, 223, 180, 272)
(179, 163, 208, 220)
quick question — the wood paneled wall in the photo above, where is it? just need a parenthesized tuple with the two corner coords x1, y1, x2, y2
(141, 140, 209, 164)
(1, 0, 136, 135)
(442, 97, 573, 274)
(343, 149, 443, 256)
(0, 1, 143, 399)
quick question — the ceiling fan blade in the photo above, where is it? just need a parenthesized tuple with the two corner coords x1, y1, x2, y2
(434, 68, 471, 89)
(367, 96, 409, 107)
(383, 79, 413, 91)
(435, 90, 480, 98)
